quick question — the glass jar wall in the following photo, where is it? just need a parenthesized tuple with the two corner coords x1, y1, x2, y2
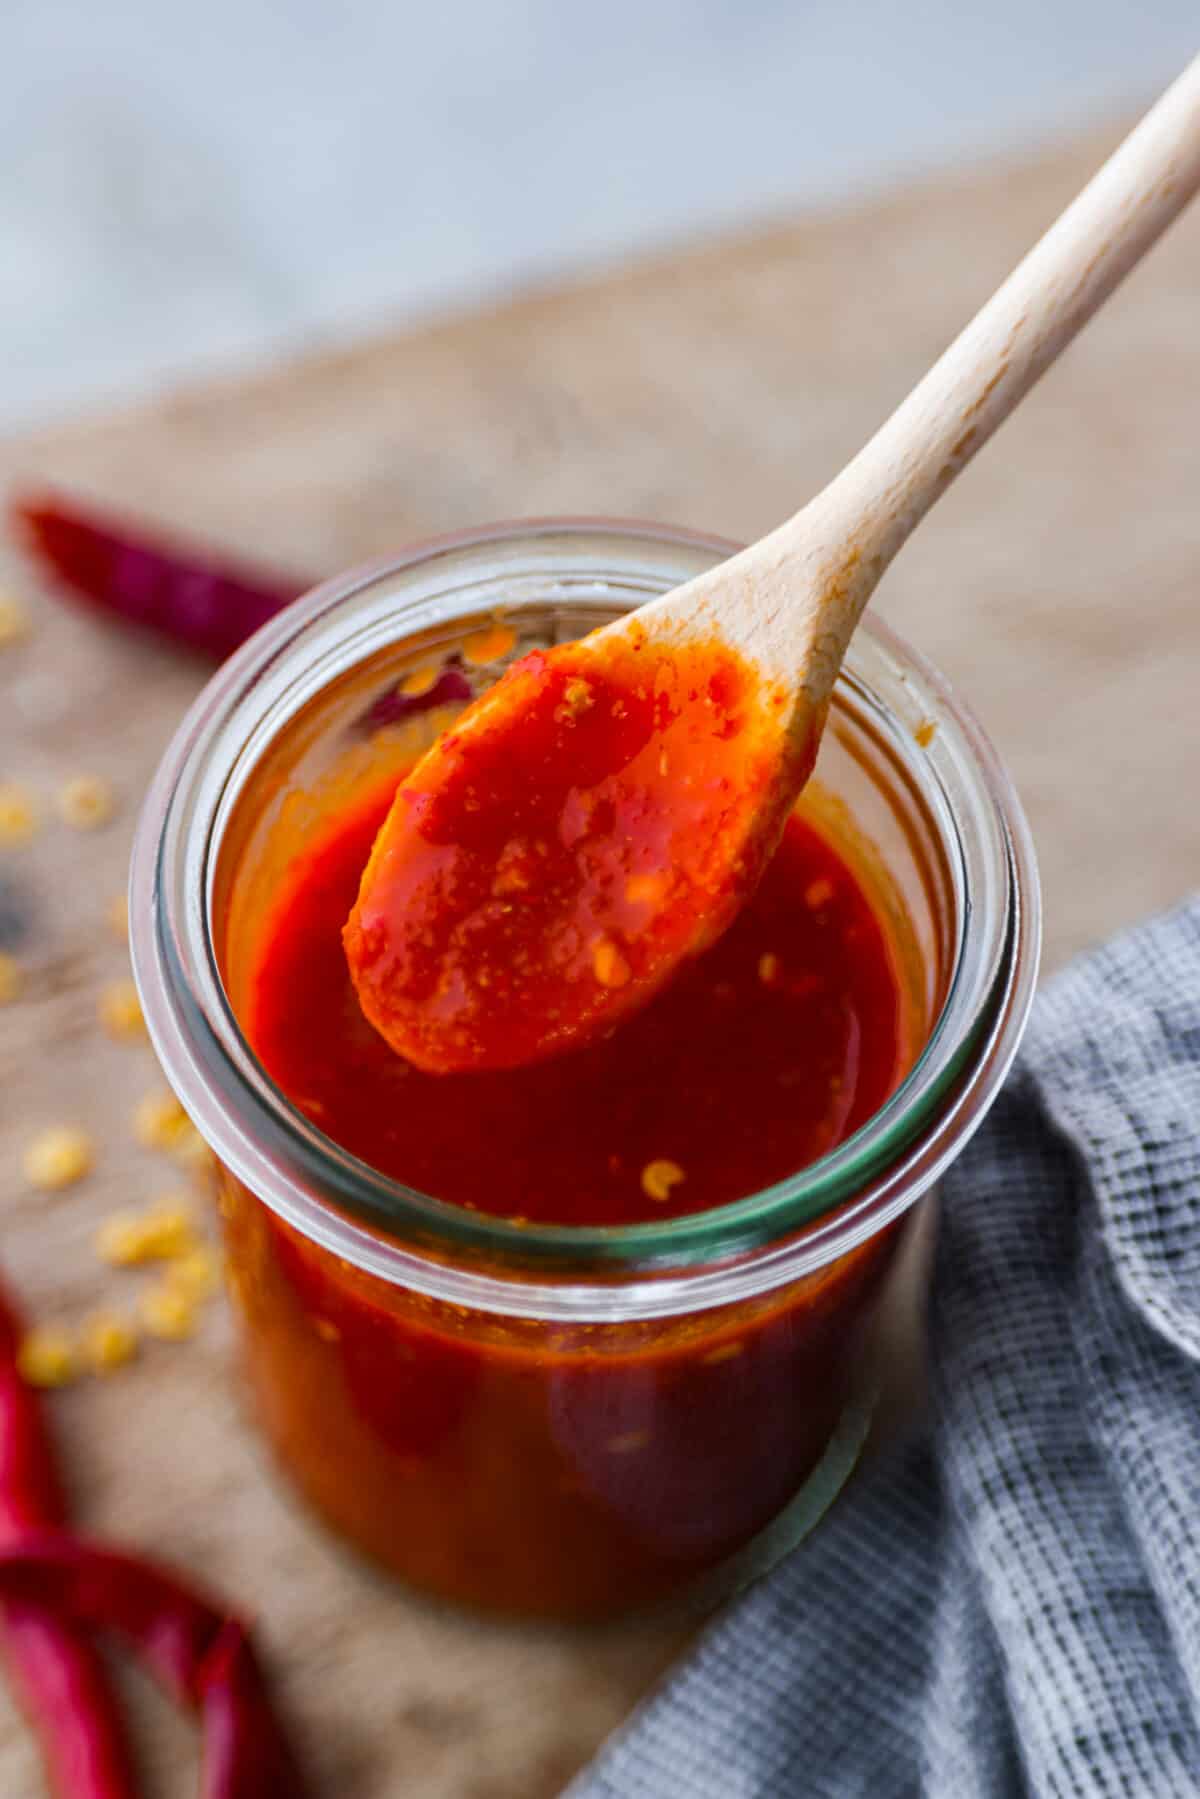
(131, 522, 1039, 1621)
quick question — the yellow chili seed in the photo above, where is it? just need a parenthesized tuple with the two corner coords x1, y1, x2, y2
(165, 1245, 220, 1302)
(57, 774, 116, 831)
(139, 1283, 196, 1342)
(139, 1202, 196, 1260)
(804, 878, 835, 910)
(17, 1326, 76, 1389)
(133, 1091, 189, 1151)
(701, 1341, 745, 1364)
(605, 1430, 650, 1454)
(641, 1158, 685, 1203)
(95, 1200, 194, 1266)
(98, 979, 146, 1041)
(399, 664, 439, 698)
(169, 1124, 215, 1176)
(24, 1127, 94, 1191)
(0, 595, 31, 647)
(0, 783, 38, 846)
(81, 1311, 138, 1374)
(914, 718, 938, 748)
(95, 1212, 148, 1267)
(560, 678, 594, 716)
(0, 952, 22, 1005)
(592, 937, 630, 988)
(758, 952, 781, 985)
(463, 623, 516, 666)
(107, 894, 129, 941)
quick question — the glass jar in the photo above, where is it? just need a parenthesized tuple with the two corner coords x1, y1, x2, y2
(130, 521, 1039, 1623)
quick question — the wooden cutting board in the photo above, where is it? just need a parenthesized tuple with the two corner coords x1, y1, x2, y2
(2, 120, 1198, 1797)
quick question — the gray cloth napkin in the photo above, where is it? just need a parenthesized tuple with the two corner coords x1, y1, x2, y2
(570, 898, 1200, 1798)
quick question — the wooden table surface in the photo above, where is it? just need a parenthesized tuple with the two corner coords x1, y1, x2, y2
(2, 121, 1198, 1797)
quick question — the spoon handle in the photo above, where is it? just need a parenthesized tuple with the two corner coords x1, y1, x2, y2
(792, 51, 1200, 629)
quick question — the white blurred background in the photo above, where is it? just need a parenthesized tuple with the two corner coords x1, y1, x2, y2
(3, 0, 1196, 429)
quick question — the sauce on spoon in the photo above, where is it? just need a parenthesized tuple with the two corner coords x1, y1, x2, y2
(345, 631, 803, 1073)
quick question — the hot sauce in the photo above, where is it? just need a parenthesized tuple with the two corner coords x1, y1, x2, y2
(346, 635, 803, 1074)
(257, 783, 904, 1227)
(222, 731, 919, 1618)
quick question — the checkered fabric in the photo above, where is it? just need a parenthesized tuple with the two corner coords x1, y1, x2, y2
(570, 899, 1200, 1797)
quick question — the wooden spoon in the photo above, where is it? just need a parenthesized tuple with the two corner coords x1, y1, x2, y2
(347, 55, 1200, 1075)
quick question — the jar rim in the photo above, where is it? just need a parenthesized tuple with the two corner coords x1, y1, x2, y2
(131, 518, 1040, 1320)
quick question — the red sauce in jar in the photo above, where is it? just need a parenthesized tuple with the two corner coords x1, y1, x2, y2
(222, 746, 917, 1618)
(255, 781, 905, 1226)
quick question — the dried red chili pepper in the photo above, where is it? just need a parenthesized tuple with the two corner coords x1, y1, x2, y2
(9, 491, 305, 662)
(0, 1535, 311, 1799)
(11, 487, 476, 737)
(2, 1272, 310, 1796)
(0, 1283, 138, 1799)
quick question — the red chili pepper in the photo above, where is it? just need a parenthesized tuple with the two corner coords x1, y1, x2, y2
(0, 1536, 311, 1799)
(2, 1273, 311, 1797)
(12, 487, 477, 735)
(0, 1286, 138, 1799)
(9, 490, 306, 662)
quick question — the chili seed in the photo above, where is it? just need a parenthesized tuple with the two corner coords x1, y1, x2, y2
(641, 1159, 685, 1203)
(18, 1326, 76, 1388)
(24, 1127, 93, 1190)
(0, 784, 38, 846)
(98, 979, 145, 1041)
(57, 775, 116, 831)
